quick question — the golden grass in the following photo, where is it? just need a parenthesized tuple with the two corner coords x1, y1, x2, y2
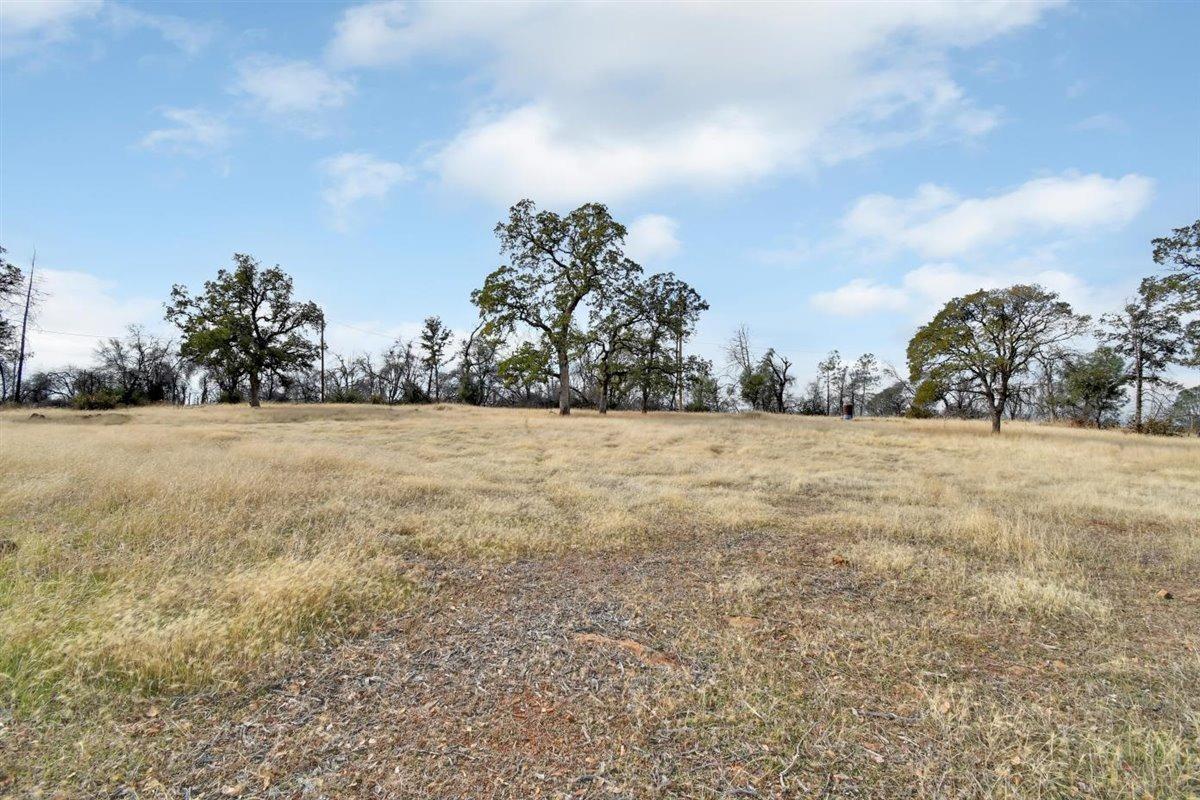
(1, 404, 1198, 794)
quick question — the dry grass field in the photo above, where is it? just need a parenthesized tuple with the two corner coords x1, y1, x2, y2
(1, 404, 1198, 798)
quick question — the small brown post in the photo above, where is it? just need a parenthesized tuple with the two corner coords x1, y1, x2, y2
(842, 402, 854, 421)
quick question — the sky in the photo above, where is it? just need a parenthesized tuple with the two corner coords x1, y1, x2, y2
(2, 0, 1198, 383)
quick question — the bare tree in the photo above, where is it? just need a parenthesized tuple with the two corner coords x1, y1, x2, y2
(13, 250, 37, 404)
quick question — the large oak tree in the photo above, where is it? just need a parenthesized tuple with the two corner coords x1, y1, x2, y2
(472, 200, 641, 415)
(907, 285, 1089, 434)
(166, 254, 323, 407)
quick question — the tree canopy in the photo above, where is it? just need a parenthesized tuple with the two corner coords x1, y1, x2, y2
(166, 254, 323, 407)
(907, 284, 1089, 433)
(1151, 219, 1200, 366)
(472, 200, 642, 415)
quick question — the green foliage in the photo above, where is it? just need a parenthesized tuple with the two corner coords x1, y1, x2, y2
(472, 200, 643, 413)
(738, 349, 793, 412)
(1171, 386, 1200, 434)
(1151, 219, 1200, 366)
(684, 357, 721, 412)
(907, 284, 1089, 431)
(0, 245, 24, 357)
(1062, 347, 1127, 428)
(629, 273, 708, 411)
(326, 387, 366, 403)
(907, 378, 944, 417)
(497, 342, 552, 397)
(71, 389, 121, 410)
(165, 254, 322, 407)
(1099, 278, 1183, 431)
(867, 381, 910, 417)
(1152, 219, 1200, 279)
(1139, 417, 1179, 437)
(419, 315, 453, 399)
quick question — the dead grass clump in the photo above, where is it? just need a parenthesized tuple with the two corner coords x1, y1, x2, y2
(1, 555, 411, 707)
(842, 539, 920, 573)
(976, 571, 1112, 622)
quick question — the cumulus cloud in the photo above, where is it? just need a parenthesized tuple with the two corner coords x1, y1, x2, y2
(25, 269, 161, 369)
(233, 56, 355, 121)
(625, 214, 681, 263)
(319, 152, 409, 231)
(842, 172, 1153, 259)
(139, 107, 231, 156)
(812, 260, 1120, 321)
(811, 278, 909, 316)
(0, 0, 101, 58)
(432, 105, 778, 206)
(326, 0, 1061, 204)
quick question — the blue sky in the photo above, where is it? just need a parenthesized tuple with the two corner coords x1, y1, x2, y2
(2, 0, 1198, 381)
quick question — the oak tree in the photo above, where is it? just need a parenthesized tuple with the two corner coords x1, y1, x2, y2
(472, 200, 641, 415)
(166, 254, 323, 407)
(907, 285, 1089, 434)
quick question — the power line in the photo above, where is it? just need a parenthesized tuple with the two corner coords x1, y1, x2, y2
(32, 326, 112, 339)
(329, 321, 398, 339)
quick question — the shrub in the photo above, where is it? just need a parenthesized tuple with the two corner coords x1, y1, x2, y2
(1140, 418, 1180, 436)
(71, 390, 121, 410)
(327, 388, 365, 403)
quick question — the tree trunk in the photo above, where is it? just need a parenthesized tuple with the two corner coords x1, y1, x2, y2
(13, 252, 35, 404)
(676, 333, 684, 411)
(1133, 345, 1144, 433)
(556, 347, 570, 415)
(598, 375, 609, 415)
(248, 371, 262, 408)
(990, 388, 1005, 434)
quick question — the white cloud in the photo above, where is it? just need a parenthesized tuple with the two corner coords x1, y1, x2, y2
(842, 172, 1153, 259)
(1071, 113, 1129, 134)
(139, 107, 231, 156)
(25, 269, 161, 369)
(0, 0, 101, 58)
(625, 214, 681, 263)
(319, 152, 409, 231)
(811, 278, 909, 316)
(105, 3, 214, 56)
(432, 105, 779, 206)
(812, 260, 1120, 320)
(2, 1, 214, 61)
(327, 0, 1060, 204)
(234, 56, 355, 120)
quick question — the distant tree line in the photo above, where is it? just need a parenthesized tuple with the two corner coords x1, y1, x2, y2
(2, 209, 1197, 434)
(711, 221, 1199, 434)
